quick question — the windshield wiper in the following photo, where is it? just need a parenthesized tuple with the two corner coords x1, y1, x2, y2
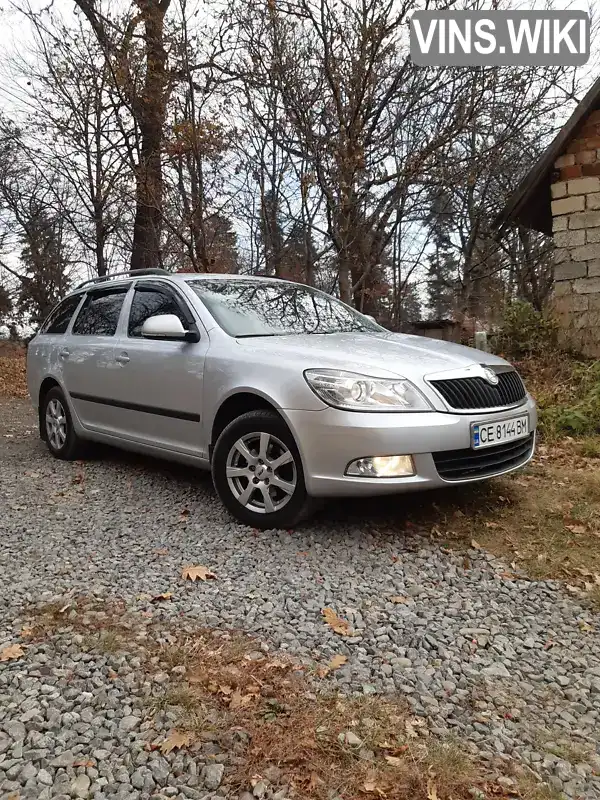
(235, 333, 287, 338)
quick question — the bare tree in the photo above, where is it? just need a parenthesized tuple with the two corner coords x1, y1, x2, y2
(0, 124, 75, 325)
(8, 12, 135, 276)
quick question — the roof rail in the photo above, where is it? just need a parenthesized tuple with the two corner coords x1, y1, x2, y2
(74, 268, 169, 291)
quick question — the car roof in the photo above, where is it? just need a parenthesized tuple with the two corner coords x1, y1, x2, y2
(178, 273, 299, 286)
(67, 272, 300, 299)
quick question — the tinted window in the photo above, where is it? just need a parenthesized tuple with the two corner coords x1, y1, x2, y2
(41, 295, 82, 335)
(128, 286, 189, 337)
(72, 289, 127, 336)
(187, 280, 383, 337)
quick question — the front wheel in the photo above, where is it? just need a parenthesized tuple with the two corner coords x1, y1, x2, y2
(212, 410, 315, 529)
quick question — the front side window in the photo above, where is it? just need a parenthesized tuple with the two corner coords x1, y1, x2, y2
(187, 280, 383, 337)
(72, 289, 127, 336)
(128, 286, 188, 338)
(40, 295, 82, 335)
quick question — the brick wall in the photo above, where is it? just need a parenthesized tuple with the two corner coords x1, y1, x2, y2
(551, 110, 600, 357)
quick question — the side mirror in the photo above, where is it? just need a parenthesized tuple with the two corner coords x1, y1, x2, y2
(141, 314, 198, 342)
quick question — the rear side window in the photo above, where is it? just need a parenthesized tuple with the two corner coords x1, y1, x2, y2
(128, 286, 189, 337)
(72, 289, 127, 336)
(40, 295, 82, 335)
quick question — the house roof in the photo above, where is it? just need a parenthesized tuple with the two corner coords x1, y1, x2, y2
(497, 75, 600, 235)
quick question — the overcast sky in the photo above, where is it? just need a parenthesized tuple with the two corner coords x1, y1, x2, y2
(0, 0, 597, 119)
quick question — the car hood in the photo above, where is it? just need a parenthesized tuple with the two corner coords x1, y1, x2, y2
(235, 331, 510, 381)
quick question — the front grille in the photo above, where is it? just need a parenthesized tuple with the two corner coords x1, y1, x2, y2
(433, 434, 534, 481)
(430, 370, 526, 410)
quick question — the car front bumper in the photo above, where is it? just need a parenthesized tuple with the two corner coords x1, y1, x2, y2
(283, 395, 537, 497)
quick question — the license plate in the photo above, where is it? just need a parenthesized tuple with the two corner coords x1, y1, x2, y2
(471, 415, 529, 450)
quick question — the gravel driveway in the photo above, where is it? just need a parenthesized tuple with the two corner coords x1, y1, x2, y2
(1, 399, 600, 800)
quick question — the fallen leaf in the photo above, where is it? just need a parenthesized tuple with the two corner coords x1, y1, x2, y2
(579, 620, 593, 632)
(328, 654, 348, 670)
(308, 772, 323, 790)
(73, 759, 94, 768)
(470, 539, 481, 550)
(322, 607, 352, 636)
(230, 687, 258, 710)
(160, 730, 193, 754)
(390, 595, 410, 604)
(150, 592, 173, 603)
(404, 717, 425, 738)
(0, 644, 25, 662)
(153, 548, 169, 556)
(181, 565, 216, 582)
(20, 626, 34, 638)
(264, 659, 289, 671)
(384, 755, 403, 766)
(364, 775, 387, 797)
(565, 524, 586, 535)
(427, 779, 439, 800)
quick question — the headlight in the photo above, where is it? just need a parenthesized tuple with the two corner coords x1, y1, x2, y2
(304, 369, 432, 412)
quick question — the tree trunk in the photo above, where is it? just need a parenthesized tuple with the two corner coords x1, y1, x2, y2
(129, 0, 170, 272)
(93, 200, 107, 276)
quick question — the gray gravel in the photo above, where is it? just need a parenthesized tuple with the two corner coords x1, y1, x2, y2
(1, 399, 600, 799)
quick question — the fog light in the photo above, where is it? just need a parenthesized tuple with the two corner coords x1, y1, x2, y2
(345, 455, 415, 478)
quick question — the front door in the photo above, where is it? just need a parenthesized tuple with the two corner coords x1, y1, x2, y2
(107, 281, 209, 457)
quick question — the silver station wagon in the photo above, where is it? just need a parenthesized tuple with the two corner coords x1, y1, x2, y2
(27, 269, 537, 528)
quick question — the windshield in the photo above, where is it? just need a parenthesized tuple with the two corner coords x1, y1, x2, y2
(187, 280, 384, 337)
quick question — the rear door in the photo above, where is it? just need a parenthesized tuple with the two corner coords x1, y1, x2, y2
(27, 293, 85, 405)
(107, 281, 209, 456)
(62, 285, 129, 433)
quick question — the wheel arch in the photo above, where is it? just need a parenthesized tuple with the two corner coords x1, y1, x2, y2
(209, 391, 306, 468)
(211, 391, 280, 450)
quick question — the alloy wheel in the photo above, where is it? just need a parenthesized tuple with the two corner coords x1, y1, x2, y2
(46, 398, 67, 451)
(226, 431, 297, 514)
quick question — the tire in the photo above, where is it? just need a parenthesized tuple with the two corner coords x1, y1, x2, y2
(212, 410, 316, 529)
(41, 386, 85, 461)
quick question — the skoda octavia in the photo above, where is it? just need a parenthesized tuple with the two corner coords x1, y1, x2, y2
(27, 270, 536, 528)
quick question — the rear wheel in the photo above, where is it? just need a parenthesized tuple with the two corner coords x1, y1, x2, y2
(41, 386, 85, 460)
(212, 410, 316, 529)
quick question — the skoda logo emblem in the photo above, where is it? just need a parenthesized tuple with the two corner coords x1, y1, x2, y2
(482, 367, 499, 386)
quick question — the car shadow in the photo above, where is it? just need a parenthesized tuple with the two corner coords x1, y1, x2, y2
(81, 442, 215, 490)
(80, 440, 505, 541)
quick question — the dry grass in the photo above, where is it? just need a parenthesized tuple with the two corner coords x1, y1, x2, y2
(150, 632, 500, 800)
(19, 598, 547, 800)
(0, 341, 27, 398)
(410, 438, 600, 605)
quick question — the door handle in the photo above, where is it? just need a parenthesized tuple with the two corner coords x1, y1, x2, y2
(59, 349, 70, 360)
(116, 353, 130, 364)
